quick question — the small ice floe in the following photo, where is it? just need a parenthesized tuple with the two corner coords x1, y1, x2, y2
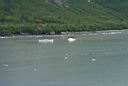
(33, 68, 37, 72)
(3, 64, 9, 67)
(68, 37, 76, 42)
(91, 57, 96, 61)
(38, 39, 54, 43)
(65, 53, 69, 60)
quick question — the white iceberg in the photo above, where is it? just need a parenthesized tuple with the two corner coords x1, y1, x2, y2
(38, 39, 54, 43)
(68, 38, 76, 42)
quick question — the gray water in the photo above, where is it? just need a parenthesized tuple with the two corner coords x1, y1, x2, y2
(0, 30, 128, 86)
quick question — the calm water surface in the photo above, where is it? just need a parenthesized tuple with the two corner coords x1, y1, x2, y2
(0, 30, 128, 86)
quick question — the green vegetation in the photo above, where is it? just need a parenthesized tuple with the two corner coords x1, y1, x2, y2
(0, 0, 128, 35)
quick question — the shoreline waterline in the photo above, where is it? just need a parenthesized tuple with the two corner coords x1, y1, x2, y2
(0, 29, 127, 39)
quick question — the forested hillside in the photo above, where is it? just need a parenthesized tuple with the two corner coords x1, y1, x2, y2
(0, 0, 128, 35)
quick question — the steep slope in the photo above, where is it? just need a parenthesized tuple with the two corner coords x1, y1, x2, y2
(0, 0, 128, 35)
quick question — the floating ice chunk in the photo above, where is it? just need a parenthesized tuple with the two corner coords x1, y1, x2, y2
(38, 39, 54, 43)
(4, 64, 9, 67)
(92, 58, 96, 61)
(65, 53, 69, 60)
(33, 68, 37, 72)
(91, 57, 96, 61)
(68, 38, 76, 42)
(65, 56, 68, 60)
(3, 64, 9, 67)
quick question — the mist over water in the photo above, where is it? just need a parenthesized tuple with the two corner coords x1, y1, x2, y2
(0, 30, 128, 86)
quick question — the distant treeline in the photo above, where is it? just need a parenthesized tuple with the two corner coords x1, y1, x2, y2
(0, 22, 127, 36)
